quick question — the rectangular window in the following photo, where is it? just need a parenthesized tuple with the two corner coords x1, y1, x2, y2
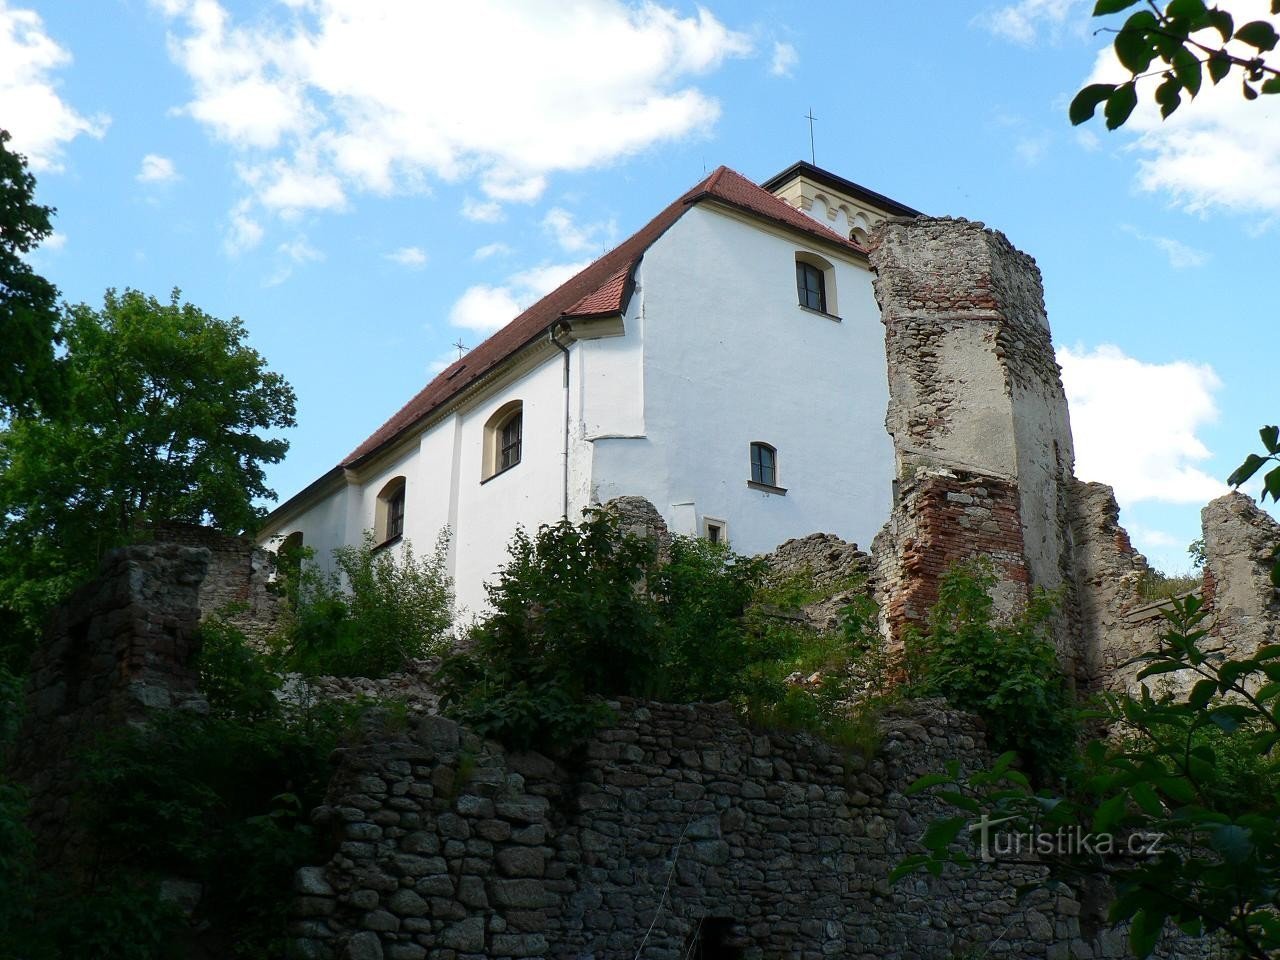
(796, 261, 826, 312)
(750, 443, 777, 487)
(386, 488, 405, 541)
(500, 414, 522, 471)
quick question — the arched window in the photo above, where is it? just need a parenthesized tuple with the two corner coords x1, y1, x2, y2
(375, 476, 406, 544)
(794, 251, 837, 317)
(483, 400, 523, 480)
(750, 442, 777, 487)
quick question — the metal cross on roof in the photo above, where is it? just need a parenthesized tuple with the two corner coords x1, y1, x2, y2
(804, 108, 818, 165)
(452, 338, 468, 360)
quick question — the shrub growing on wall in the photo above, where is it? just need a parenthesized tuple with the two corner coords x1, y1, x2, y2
(904, 559, 1077, 784)
(281, 530, 454, 677)
(437, 508, 886, 751)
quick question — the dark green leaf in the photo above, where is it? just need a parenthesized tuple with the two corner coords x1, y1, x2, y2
(1116, 12, 1159, 72)
(1129, 907, 1165, 958)
(1207, 50, 1232, 83)
(1093, 0, 1143, 13)
(1236, 19, 1280, 51)
(1171, 46, 1203, 95)
(1155, 75, 1182, 117)
(1245, 78, 1260, 99)
(1264, 75, 1280, 93)
(1262, 425, 1280, 454)
(1071, 83, 1118, 124)
(1105, 82, 1140, 129)
(1207, 8, 1235, 42)
(1093, 793, 1127, 833)
(1228, 452, 1268, 487)
(922, 816, 968, 852)
(1209, 823, 1254, 864)
(1187, 677, 1217, 709)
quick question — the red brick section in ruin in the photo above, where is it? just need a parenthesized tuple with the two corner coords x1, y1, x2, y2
(887, 471, 1030, 643)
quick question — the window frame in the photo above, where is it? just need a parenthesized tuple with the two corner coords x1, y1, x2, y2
(374, 476, 407, 547)
(482, 400, 525, 482)
(747, 441, 787, 495)
(794, 251, 840, 320)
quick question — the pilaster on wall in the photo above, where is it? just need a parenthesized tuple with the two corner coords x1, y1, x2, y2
(868, 217, 1081, 666)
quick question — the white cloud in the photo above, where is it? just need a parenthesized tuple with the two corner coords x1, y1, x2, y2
(385, 245, 427, 268)
(461, 197, 504, 224)
(1075, 128, 1100, 152)
(42, 230, 66, 250)
(1126, 523, 1180, 550)
(225, 197, 264, 254)
(1015, 133, 1049, 166)
(542, 207, 614, 253)
(769, 41, 797, 77)
(448, 259, 591, 333)
(975, 0, 1089, 45)
(1120, 224, 1208, 269)
(0, 2, 108, 170)
(1059, 343, 1228, 507)
(473, 242, 511, 261)
(266, 235, 324, 285)
(1083, 1, 1280, 217)
(158, 0, 752, 231)
(137, 153, 179, 183)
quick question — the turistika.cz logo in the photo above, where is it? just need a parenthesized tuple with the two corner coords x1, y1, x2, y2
(969, 814, 1165, 862)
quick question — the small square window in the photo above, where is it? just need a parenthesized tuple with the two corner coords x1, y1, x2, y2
(702, 517, 728, 545)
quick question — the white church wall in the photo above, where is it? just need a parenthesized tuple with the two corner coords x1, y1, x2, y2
(590, 203, 895, 555)
(449, 353, 572, 616)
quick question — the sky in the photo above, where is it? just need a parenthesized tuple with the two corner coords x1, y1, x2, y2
(2, 0, 1275, 574)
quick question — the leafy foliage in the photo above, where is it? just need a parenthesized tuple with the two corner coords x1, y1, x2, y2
(0, 288, 297, 659)
(904, 560, 1078, 784)
(437, 509, 883, 752)
(898, 595, 1280, 959)
(279, 530, 455, 677)
(1071, 1, 1280, 129)
(0, 128, 63, 418)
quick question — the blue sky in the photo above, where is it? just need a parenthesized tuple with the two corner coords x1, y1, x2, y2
(3, 0, 1275, 573)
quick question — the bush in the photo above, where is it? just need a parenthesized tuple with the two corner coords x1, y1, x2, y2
(438, 509, 889, 752)
(77, 637, 367, 957)
(281, 530, 454, 677)
(904, 559, 1077, 783)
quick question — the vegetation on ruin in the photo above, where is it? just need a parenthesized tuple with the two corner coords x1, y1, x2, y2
(275, 530, 455, 678)
(900, 594, 1280, 959)
(903, 560, 1079, 784)
(436, 508, 888, 752)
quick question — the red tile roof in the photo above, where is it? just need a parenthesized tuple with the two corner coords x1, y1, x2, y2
(341, 165, 864, 468)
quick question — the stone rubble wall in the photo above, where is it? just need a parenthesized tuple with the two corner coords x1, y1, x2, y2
(760, 532, 872, 632)
(150, 520, 283, 640)
(7, 543, 211, 874)
(290, 700, 1211, 960)
(868, 217, 1082, 671)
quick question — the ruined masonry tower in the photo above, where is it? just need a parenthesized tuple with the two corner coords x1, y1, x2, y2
(868, 217, 1082, 672)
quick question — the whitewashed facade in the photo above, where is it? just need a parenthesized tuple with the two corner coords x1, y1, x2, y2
(258, 163, 918, 615)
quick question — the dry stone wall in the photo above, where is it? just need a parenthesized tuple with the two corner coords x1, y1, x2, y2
(290, 701, 1208, 960)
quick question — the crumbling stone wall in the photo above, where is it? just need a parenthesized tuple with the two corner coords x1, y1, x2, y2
(1201, 492, 1280, 660)
(868, 217, 1082, 667)
(8, 543, 211, 873)
(762, 532, 872, 631)
(873, 469, 1030, 644)
(151, 520, 282, 638)
(290, 700, 1211, 960)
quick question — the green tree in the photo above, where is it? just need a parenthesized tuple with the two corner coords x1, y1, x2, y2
(0, 288, 296, 653)
(0, 128, 63, 417)
(1071, 1, 1280, 128)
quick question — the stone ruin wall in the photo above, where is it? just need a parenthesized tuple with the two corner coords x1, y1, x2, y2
(291, 700, 1208, 960)
(8, 543, 211, 874)
(867, 216, 1084, 676)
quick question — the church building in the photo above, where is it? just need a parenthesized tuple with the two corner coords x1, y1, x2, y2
(258, 162, 923, 614)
